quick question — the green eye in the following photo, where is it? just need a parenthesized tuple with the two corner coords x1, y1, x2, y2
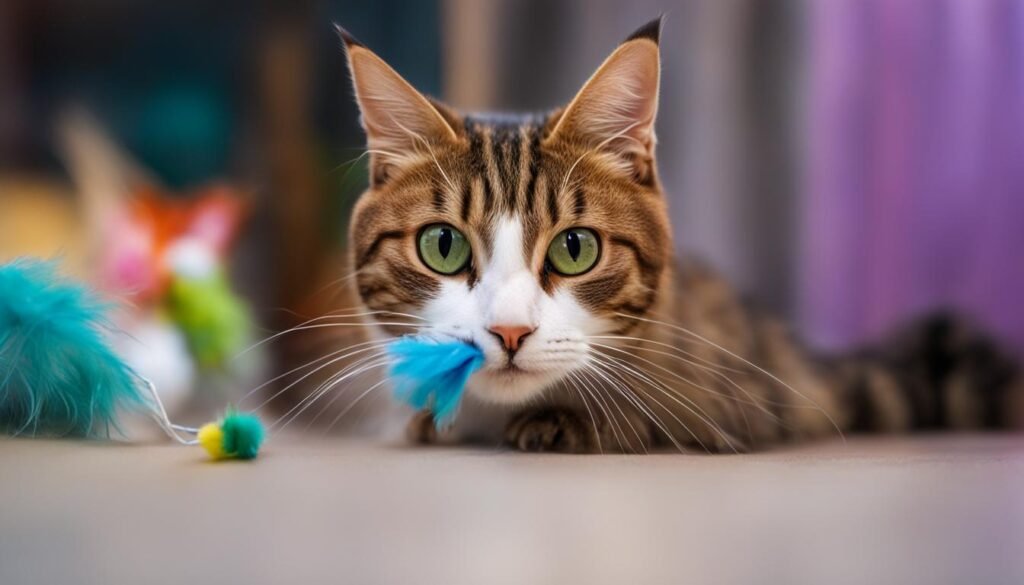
(418, 224, 471, 275)
(547, 228, 600, 276)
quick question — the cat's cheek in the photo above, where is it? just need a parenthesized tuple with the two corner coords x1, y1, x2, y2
(419, 279, 483, 339)
(549, 289, 608, 337)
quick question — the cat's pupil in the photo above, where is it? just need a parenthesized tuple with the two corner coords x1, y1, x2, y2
(566, 231, 581, 261)
(438, 228, 453, 258)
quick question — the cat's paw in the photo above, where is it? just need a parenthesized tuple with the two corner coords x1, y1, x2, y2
(505, 408, 595, 453)
(405, 410, 439, 445)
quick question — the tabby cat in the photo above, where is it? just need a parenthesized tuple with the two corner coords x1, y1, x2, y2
(290, 19, 1022, 453)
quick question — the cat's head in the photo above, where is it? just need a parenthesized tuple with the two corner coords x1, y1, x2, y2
(345, 19, 671, 405)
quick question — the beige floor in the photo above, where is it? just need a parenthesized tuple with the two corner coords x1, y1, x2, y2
(1, 434, 1022, 585)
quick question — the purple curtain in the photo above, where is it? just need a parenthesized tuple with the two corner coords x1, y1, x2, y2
(801, 0, 1024, 354)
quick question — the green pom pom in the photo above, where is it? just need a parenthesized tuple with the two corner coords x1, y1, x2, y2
(219, 412, 265, 460)
(165, 273, 249, 369)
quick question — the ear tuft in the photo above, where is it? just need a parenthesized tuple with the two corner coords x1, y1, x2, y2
(333, 23, 367, 49)
(624, 16, 664, 44)
(333, 23, 366, 48)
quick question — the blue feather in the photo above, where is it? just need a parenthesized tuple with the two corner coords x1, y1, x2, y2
(387, 337, 485, 427)
(0, 259, 146, 437)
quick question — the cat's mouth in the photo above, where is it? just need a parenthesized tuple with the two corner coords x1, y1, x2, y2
(469, 364, 562, 405)
(463, 345, 583, 404)
(485, 362, 532, 376)
(478, 360, 563, 385)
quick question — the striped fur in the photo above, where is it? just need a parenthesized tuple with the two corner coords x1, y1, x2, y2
(350, 111, 668, 323)
(293, 20, 1022, 452)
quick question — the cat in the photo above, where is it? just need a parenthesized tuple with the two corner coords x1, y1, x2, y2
(285, 18, 1022, 453)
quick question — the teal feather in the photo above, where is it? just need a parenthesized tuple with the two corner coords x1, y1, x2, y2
(387, 337, 485, 427)
(0, 259, 145, 437)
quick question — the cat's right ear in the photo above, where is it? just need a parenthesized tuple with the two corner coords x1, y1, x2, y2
(338, 25, 460, 186)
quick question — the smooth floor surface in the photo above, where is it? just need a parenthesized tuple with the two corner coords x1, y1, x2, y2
(2, 435, 1023, 585)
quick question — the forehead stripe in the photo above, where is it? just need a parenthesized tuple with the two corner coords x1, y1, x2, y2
(460, 179, 473, 222)
(432, 187, 445, 212)
(523, 129, 541, 214)
(573, 188, 587, 219)
(465, 119, 494, 218)
(490, 130, 504, 184)
(546, 180, 560, 225)
(513, 125, 532, 209)
(504, 129, 521, 209)
(465, 120, 484, 173)
(482, 173, 495, 215)
(484, 128, 508, 214)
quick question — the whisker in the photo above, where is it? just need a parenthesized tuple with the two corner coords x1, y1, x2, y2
(589, 353, 739, 453)
(613, 312, 846, 442)
(602, 342, 810, 440)
(607, 346, 758, 444)
(591, 342, 787, 414)
(254, 345, 389, 413)
(569, 368, 638, 454)
(580, 370, 646, 454)
(270, 356, 390, 433)
(239, 339, 392, 405)
(588, 340, 812, 443)
(325, 149, 372, 176)
(269, 352, 387, 429)
(592, 352, 742, 453)
(588, 335, 748, 375)
(234, 309, 426, 359)
(570, 368, 626, 453)
(311, 269, 365, 298)
(583, 358, 690, 454)
(325, 378, 391, 432)
(307, 357, 392, 429)
(564, 370, 603, 454)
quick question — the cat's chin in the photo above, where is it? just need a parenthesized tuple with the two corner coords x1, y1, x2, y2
(465, 367, 565, 405)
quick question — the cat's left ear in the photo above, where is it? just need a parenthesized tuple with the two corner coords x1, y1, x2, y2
(547, 18, 662, 183)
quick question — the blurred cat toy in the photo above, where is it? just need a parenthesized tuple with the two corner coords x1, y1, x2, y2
(0, 258, 265, 459)
(0, 255, 480, 458)
(57, 110, 255, 417)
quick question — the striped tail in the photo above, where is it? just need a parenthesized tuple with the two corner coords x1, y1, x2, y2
(836, 313, 1023, 432)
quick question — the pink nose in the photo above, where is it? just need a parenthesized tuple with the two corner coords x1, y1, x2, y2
(488, 324, 535, 353)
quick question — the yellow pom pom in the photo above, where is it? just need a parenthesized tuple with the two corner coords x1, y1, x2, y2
(197, 422, 227, 459)
(196, 413, 265, 460)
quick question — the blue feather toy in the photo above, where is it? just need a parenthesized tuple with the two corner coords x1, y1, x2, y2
(387, 337, 485, 427)
(0, 260, 146, 437)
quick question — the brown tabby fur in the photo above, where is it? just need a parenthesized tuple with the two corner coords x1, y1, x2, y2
(281, 19, 1022, 453)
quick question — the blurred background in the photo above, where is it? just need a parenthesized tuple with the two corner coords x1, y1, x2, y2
(1, 0, 1021, 404)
